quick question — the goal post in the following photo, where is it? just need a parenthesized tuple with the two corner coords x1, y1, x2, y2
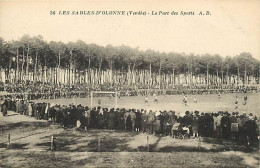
(90, 91, 118, 109)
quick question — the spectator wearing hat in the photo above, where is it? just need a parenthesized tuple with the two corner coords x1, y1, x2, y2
(230, 112, 239, 140)
(135, 109, 141, 132)
(141, 110, 147, 133)
(221, 112, 231, 139)
(243, 116, 259, 146)
(124, 110, 131, 131)
(192, 115, 199, 138)
(146, 110, 155, 134)
(1, 101, 7, 116)
(129, 109, 136, 132)
(182, 111, 193, 135)
(215, 112, 223, 138)
(154, 111, 162, 135)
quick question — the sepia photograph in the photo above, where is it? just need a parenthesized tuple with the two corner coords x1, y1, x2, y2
(0, 0, 259, 167)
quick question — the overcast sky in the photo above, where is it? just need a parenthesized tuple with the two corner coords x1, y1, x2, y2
(0, 0, 259, 59)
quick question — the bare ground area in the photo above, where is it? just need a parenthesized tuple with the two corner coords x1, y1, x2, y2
(0, 111, 259, 168)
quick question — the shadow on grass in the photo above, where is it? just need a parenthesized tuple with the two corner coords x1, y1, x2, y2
(0, 142, 29, 149)
(36, 129, 139, 152)
(202, 137, 259, 153)
(0, 121, 50, 132)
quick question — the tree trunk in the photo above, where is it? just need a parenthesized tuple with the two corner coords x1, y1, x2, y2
(172, 68, 175, 86)
(57, 51, 61, 85)
(22, 47, 25, 82)
(244, 65, 247, 86)
(221, 70, 224, 85)
(88, 59, 91, 71)
(149, 62, 152, 88)
(206, 64, 209, 86)
(26, 44, 30, 81)
(159, 59, 161, 90)
(8, 58, 11, 81)
(128, 64, 131, 85)
(226, 67, 229, 85)
(110, 60, 113, 85)
(237, 66, 240, 86)
(132, 62, 136, 86)
(33, 50, 38, 83)
(16, 47, 19, 82)
(69, 50, 72, 87)
(98, 58, 102, 74)
(216, 69, 219, 86)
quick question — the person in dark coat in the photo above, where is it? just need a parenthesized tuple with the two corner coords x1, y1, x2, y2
(114, 109, 120, 130)
(129, 109, 136, 132)
(204, 113, 214, 137)
(192, 115, 199, 137)
(146, 110, 155, 134)
(135, 110, 141, 132)
(97, 110, 105, 129)
(198, 113, 205, 136)
(118, 109, 125, 131)
(124, 110, 131, 131)
(49, 105, 56, 123)
(154, 112, 162, 135)
(103, 108, 109, 129)
(243, 118, 259, 146)
(62, 106, 68, 129)
(181, 111, 193, 135)
(36, 103, 42, 120)
(230, 112, 239, 140)
(221, 112, 231, 139)
(90, 108, 96, 129)
(1, 103, 7, 116)
(108, 109, 115, 130)
(141, 110, 147, 133)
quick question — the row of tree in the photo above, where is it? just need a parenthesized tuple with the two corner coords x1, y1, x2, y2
(0, 34, 259, 87)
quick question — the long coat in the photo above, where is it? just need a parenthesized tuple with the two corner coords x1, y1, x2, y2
(28, 103, 33, 116)
(108, 112, 115, 129)
(2, 104, 7, 116)
(192, 117, 199, 133)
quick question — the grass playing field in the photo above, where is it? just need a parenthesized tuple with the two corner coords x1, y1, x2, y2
(33, 92, 260, 116)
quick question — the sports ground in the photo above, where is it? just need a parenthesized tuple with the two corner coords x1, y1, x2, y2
(33, 92, 260, 116)
(0, 92, 259, 167)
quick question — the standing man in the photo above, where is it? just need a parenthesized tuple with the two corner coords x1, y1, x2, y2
(193, 96, 197, 103)
(243, 95, 247, 105)
(1, 101, 7, 116)
(221, 112, 231, 139)
(146, 110, 155, 134)
(235, 96, 238, 109)
(153, 94, 158, 103)
(144, 96, 148, 104)
(129, 109, 136, 132)
(141, 110, 147, 133)
(183, 95, 188, 106)
(124, 109, 131, 131)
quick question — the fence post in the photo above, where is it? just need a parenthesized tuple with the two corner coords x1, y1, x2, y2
(198, 136, 201, 150)
(50, 135, 54, 151)
(97, 137, 101, 152)
(6, 133, 10, 149)
(147, 136, 149, 152)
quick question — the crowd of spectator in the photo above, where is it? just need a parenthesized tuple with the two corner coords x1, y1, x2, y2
(1, 97, 259, 147)
(0, 81, 258, 101)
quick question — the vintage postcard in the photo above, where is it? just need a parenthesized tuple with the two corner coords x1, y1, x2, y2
(0, 0, 259, 167)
